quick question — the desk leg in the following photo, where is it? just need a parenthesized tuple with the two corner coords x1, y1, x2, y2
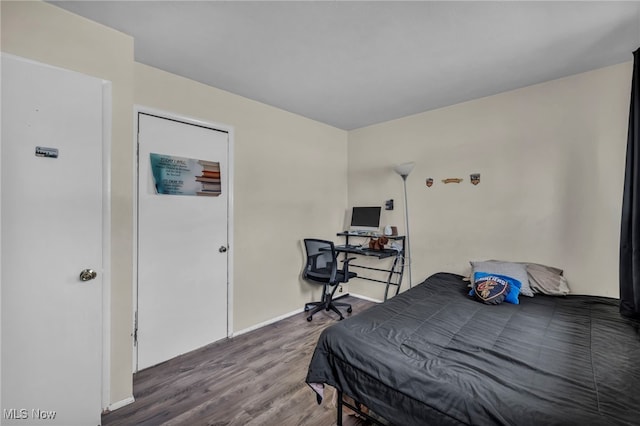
(341, 235, 351, 276)
(383, 251, 406, 301)
(397, 252, 405, 296)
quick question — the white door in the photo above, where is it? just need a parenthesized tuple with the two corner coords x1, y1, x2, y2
(137, 112, 229, 370)
(1, 55, 106, 425)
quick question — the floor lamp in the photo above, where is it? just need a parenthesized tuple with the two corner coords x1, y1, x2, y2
(394, 162, 415, 288)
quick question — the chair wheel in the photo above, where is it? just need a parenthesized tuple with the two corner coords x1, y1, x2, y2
(307, 316, 312, 322)
(304, 306, 310, 312)
(347, 307, 352, 313)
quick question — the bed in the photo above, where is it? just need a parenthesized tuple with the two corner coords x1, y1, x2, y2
(306, 272, 640, 425)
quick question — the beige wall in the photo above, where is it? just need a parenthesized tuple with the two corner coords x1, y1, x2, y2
(2, 0, 348, 408)
(348, 62, 632, 299)
(2, 0, 633, 410)
(1, 0, 135, 405)
(134, 63, 348, 331)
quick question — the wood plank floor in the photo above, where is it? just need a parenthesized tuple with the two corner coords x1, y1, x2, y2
(102, 295, 375, 426)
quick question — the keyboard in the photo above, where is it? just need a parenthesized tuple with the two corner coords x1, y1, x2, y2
(336, 244, 362, 250)
(345, 230, 379, 237)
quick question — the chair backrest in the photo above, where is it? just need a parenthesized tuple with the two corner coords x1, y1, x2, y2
(303, 239, 338, 284)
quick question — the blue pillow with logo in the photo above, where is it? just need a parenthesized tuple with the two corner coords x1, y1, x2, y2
(469, 272, 522, 305)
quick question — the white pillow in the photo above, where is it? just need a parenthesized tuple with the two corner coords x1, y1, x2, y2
(525, 263, 570, 296)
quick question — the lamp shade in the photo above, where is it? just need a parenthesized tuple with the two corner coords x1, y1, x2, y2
(394, 162, 415, 177)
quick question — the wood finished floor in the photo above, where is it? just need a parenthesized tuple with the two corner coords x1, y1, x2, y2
(102, 295, 375, 426)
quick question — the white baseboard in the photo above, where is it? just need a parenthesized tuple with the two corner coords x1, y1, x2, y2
(350, 293, 383, 303)
(232, 293, 381, 338)
(232, 307, 304, 337)
(106, 396, 135, 413)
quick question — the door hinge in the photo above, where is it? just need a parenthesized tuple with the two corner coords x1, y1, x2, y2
(133, 311, 138, 347)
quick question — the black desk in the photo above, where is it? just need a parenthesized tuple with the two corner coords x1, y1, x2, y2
(335, 232, 406, 301)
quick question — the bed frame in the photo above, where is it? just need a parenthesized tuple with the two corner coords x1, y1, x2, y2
(336, 389, 387, 425)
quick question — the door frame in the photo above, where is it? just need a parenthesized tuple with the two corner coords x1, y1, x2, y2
(0, 53, 113, 413)
(132, 106, 234, 372)
(101, 76, 113, 413)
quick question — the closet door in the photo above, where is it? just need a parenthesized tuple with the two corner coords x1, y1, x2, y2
(136, 112, 229, 370)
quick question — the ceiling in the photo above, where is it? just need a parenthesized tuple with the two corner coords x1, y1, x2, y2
(49, 1, 640, 130)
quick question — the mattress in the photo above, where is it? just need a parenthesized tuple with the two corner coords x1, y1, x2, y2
(306, 272, 640, 425)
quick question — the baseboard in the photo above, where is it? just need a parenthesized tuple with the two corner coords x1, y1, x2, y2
(333, 292, 350, 301)
(232, 293, 381, 338)
(350, 292, 383, 303)
(232, 307, 303, 337)
(105, 395, 135, 413)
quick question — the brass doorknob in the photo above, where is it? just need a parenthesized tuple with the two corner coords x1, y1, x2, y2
(79, 269, 97, 281)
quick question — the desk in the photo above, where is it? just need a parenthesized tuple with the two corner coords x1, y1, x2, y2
(335, 232, 406, 301)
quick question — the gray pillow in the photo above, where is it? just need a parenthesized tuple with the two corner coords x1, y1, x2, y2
(525, 263, 570, 296)
(470, 260, 534, 297)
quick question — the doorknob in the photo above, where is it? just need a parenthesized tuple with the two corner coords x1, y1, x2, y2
(219, 246, 227, 253)
(79, 269, 97, 281)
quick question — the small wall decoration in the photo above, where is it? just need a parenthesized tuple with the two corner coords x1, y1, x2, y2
(426, 178, 434, 187)
(442, 178, 463, 184)
(150, 152, 221, 196)
(470, 173, 481, 185)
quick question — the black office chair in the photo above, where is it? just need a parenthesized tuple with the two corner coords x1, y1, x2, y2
(303, 238, 356, 321)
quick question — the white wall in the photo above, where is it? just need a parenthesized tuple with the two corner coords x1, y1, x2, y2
(348, 62, 632, 299)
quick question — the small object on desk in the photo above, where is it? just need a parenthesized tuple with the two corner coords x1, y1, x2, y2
(390, 242, 403, 251)
(368, 236, 389, 251)
(383, 225, 399, 236)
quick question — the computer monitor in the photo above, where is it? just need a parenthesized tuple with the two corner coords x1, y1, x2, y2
(349, 206, 382, 232)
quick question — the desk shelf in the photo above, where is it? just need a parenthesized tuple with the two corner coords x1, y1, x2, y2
(335, 232, 406, 301)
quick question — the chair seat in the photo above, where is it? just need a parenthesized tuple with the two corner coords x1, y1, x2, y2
(306, 270, 356, 284)
(337, 271, 357, 282)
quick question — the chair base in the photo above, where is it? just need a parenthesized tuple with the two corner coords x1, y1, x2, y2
(304, 300, 352, 321)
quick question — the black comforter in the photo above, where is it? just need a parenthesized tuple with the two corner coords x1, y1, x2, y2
(306, 273, 640, 425)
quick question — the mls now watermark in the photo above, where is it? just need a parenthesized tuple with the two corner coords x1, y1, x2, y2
(4, 408, 57, 420)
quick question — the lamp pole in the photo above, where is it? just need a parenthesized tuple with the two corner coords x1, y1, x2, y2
(394, 162, 414, 289)
(400, 173, 412, 288)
